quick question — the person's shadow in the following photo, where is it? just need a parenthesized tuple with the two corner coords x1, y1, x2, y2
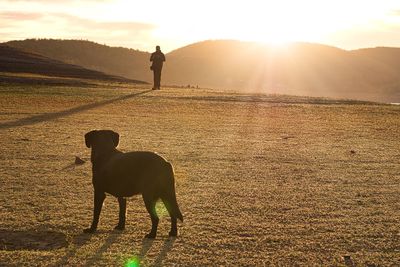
(0, 89, 152, 130)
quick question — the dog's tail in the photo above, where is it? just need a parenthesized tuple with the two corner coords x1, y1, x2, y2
(171, 196, 184, 222)
(163, 162, 183, 222)
(174, 195, 184, 222)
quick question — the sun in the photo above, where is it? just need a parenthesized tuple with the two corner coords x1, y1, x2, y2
(108, 0, 398, 51)
(226, 2, 331, 46)
(152, 0, 332, 48)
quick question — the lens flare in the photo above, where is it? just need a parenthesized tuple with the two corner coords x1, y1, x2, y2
(125, 257, 140, 267)
(155, 200, 168, 218)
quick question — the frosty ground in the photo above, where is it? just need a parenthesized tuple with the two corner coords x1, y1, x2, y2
(0, 82, 399, 266)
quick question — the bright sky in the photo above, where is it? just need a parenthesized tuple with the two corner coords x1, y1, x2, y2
(1, 0, 400, 52)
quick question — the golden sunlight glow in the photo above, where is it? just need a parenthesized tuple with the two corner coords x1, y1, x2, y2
(113, 0, 398, 48)
(0, 0, 399, 51)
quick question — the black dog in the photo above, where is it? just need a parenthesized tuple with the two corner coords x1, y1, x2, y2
(83, 130, 183, 238)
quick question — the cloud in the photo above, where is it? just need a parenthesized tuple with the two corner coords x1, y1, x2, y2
(0, 11, 44, 20)
(0, 10, 159, 51)
(390, 10, 400, 16)
(328, 23, 400, 50)
(54, 13, 155, 32)
(0, 11, 156, 35)
(2, 0, 113, 2)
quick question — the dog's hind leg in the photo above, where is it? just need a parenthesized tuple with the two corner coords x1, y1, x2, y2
(84, 191, 106, 233)
(161, 192, 183, 237)
(161, 197, 178, 237)
(115, 197, 126, 230)
(143, 195, 159, 239)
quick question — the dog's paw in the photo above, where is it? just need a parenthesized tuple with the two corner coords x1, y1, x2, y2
(145, 233, 156, 239)
(83, 228, 96, 234)
(114, 225, 125, 231)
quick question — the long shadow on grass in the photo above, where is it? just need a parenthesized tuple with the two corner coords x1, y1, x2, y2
(0, 89, 152, 130)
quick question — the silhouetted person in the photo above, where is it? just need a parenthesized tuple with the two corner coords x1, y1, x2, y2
(150, 45, 165, 90)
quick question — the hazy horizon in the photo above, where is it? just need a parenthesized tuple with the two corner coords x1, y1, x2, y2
(1, 0, 400, 53)
(4, 37, 400, 54)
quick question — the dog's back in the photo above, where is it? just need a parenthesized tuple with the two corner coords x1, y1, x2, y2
(98, 151, 172, 196)
(103, 151, 183, 221)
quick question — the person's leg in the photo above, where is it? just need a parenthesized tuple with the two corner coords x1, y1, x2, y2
(155, 68, 162, 89)
(152, 70, 157, 89)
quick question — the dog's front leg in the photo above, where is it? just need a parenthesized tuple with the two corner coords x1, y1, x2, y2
(114, 197, 126, 230)
(84, 190, 106, 233)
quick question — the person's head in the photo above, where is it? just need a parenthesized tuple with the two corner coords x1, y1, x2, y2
(156, 45, 161, 51)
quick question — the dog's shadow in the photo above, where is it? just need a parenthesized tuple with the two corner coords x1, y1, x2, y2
(73, 233, 176, 266)
(59, 231, 176, 266)
(0, 228, 176, 265)
(0, 228, 69, 251)
(127, 237, 176, 266)
(152, 238, 176, 266)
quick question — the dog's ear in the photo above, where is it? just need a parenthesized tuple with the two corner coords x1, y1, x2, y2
(84, 130, 97, 148)
(108, 130, 119, 147)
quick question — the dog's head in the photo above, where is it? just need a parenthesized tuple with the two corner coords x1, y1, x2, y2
(85, 130, 119, 150)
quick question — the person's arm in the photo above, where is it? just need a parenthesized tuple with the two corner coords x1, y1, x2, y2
(150, 53, 154, 62)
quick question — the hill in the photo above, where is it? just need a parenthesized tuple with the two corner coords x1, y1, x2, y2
(0, 45, 146, 85)
(165, 40, 400, 102)
(3, 40, 150, 83)
(4, 39, 400, 102)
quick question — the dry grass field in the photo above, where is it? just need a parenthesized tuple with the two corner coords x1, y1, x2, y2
(0, 80, 399, 266)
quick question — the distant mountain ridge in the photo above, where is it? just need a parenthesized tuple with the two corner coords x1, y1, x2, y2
(4, 39, 400, 102)
(164, 40, 400, 102)
(4, 39, 151, 82)
(0, 44, 146, 84)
